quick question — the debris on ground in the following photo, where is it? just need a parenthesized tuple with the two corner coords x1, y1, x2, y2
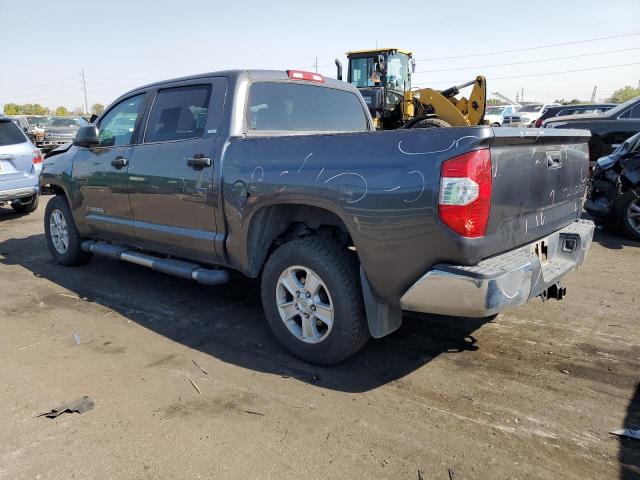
(186, 376, 201, 394)
(38, 396, 94, 418)
(192, 360, 208, 375)
(72, 332, 81, 345)
(245, 410, 265, 416)
(610, 428, 640, 440)
(561, 369, 571, 375)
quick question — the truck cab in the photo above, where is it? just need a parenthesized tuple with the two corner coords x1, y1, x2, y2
(346, 48, 414, 129)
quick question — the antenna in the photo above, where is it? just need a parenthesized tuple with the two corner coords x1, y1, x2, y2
(81, 69, 89, 115)
(590, 86, 597, 103)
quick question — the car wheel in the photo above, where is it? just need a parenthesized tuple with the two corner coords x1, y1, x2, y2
(261, 237, 369, 365)
(409, 118, 452, 128)
(44, 195, 92, 266)
(11, 194, 39, 214)
(620, 193, 640, 241)
(491, 122, 500, 127)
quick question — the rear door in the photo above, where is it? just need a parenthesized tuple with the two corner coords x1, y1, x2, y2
(71, 93, 147, 242)
(0, 120, 33, 183)
(127, 78, 227, 264)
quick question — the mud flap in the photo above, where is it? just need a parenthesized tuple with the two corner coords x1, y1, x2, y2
(360, 267, 403, 338)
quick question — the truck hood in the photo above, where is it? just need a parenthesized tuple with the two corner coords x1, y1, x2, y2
(546, 113, 606, 125)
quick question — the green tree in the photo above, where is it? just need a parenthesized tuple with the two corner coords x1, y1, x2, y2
(90, 103, 105, 115)
(55, 106, 70, 116)
(554, 98, 583, 105)
(487, 98, 507, 106)
(33, 104, 48, 115)
(3, 103, 20, 115)
(607, 86, 640, 103)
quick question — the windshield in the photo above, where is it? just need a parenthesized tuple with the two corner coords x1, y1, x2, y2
(485, 107, 505, 115)
(518, 104, 543, 113)
(604, 96, 640, 117)
(385, 53, 408, 92)
(50, 117, 89, 128)
(26, 116, 50, 126)
(349, 57, 381, 88)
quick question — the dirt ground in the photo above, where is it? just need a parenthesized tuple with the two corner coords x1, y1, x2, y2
(0, 196, 638, 480)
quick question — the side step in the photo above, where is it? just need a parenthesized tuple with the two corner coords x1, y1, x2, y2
(81, 241, 229, 286)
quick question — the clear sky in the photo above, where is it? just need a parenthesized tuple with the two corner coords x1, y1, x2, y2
(1, 0, 639, 111)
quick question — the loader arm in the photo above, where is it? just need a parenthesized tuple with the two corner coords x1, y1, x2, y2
(412, 76, 486, 126)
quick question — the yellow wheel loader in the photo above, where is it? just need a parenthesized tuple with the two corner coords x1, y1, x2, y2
(336, 48, 486, 130)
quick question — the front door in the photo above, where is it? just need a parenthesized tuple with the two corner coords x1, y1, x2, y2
(72, 93, 147, 243)
(127, 79, 226, 264)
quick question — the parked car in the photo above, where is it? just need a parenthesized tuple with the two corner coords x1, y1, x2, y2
(9, 115, 50, 146)
(535, 103, 616, 127)
(505, 103, 560, 127)
(0, 115, 42, 214)
(544, 96, 640, 166)
(483, 104, 520, 126)
(41, 116, 89, 151)
(585, 131, 640, 240)
(40, 69, 594, 364)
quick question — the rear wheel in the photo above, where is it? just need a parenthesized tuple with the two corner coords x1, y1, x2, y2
(261, 237, 369, 365)
(408, 117, 452, 129)
(44, 195, 92, 266)
(620, 193, 640, 241)
(11, 194, 39, 214)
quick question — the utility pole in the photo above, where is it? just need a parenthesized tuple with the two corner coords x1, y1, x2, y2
(521, 87, 524, 103)
(314, 57, 318, 73)
(81, 69, 89, 115)
(515, 91, 519, 103)
(590, 86, 597, 103)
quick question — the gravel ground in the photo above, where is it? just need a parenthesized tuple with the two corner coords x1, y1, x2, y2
(0, 197, 638, 480)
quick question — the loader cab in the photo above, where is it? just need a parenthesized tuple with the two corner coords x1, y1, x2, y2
(346, 48, 414, 129)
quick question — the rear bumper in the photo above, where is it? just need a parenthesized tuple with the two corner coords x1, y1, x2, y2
(0, 186, 39, 202)
(399, 219, 595, 317)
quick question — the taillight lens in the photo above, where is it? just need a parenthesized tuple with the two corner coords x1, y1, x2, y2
(439, 149, 492, 238)
(535, 118, 543, 128)
(32, 149, 43, 164)
(286, 70, 325, 82)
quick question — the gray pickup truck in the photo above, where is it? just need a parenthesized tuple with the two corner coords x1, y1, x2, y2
(40, 69, 595, 364)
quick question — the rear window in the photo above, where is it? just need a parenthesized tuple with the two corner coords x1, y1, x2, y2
(248, 82, 368, 132)
(0, 121, 27, 146)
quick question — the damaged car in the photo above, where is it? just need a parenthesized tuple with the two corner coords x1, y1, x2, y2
(41, 116, 89, 151)
(585, 131, 640, 240)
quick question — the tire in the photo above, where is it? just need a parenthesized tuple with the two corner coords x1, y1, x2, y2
(491, 122, 500, 127)
(409, 117, 451, 128)
(11, 194, 39, 214)
(619, 192, 640, 241)
(44, 195, 92, 266)
(261, 237, 369, 365)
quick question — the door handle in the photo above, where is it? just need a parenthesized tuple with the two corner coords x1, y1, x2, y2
(187, 154, 212, 170)
(111, 156, 128, 169)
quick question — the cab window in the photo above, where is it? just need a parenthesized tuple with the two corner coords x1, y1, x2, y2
(98, 94, 145, 147)
(144, 85, 211, 143)
(248, 82, 368, 132)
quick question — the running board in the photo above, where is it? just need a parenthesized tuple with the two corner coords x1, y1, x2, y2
(81, 241, 229, 286)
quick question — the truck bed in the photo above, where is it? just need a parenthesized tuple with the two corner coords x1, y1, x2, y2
(221, 126, 591, 306)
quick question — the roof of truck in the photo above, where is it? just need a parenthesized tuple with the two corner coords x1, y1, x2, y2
(131, 69, 345, 92)
(346, 48, 413, 56)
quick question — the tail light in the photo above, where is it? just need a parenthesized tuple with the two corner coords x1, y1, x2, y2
(286, 70, 325, 83)
(439, 149, 492, 238)
(535, 118, 543, 128)
(32, 149, 43, 164)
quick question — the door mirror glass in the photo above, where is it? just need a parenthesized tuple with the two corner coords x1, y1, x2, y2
(74, 125, 100, 148)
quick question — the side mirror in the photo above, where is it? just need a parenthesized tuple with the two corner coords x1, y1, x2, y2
(74, 125, 100, 148)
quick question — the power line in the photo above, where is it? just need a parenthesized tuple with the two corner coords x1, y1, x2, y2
(415, 32, 640, 61)
(415, 48, 640, 73)
(414, 63, 640, 86)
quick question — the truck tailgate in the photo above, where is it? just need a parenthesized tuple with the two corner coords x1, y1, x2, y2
(484, 128, 591, 253)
